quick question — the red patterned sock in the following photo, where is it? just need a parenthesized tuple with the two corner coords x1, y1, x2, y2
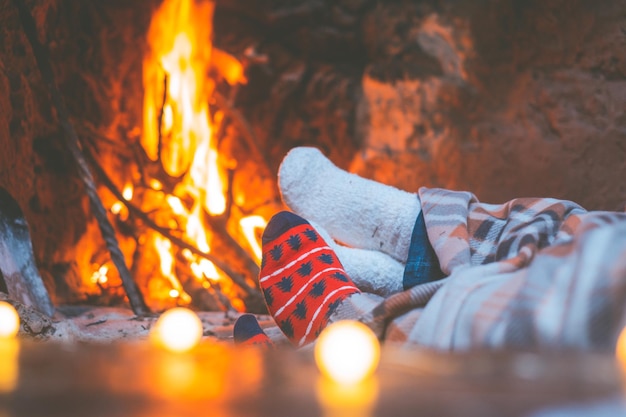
(233, 314, 274, 347)
(259, 211, 360, 347)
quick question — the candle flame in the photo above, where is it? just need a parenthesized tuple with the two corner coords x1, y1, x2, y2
(315, 321, 380, 385)
(616, 326, 626, 371)
(152, 307, 203, 352)
(0, 302, 19, 339)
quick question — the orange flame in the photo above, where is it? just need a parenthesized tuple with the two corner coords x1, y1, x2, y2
(154, 236, 191, 304)
(142, 0, 225, 305)
(138, 0, 262, 309)
(240, 215, 267, 263)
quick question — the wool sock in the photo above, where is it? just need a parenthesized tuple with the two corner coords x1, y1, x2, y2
(233, 314, 274, 347)
(260, 211, 360, 347)
(309, 220, 405, 297)
(278, 147, 421, 263)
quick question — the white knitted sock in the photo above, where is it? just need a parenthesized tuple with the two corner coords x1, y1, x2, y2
(310, 221, 404, 297)
(279, 147, 421, 263)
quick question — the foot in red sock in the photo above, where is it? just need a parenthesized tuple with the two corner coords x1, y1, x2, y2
(233, 314, 274, 347)
(259, 211, 360, 347)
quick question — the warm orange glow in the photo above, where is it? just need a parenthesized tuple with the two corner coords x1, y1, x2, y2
(211, 48, 247, 85)
(186, 203, 211, 254)
(315, 321, 380, 385)
(0, 339, 19, 393)
(122, 183, 133, 200)
(616, 327, 626, 370)
(130, 0, 253, 309)
(240, 215, 267, 263)
(166, 195, 186, 215)
(110, 201, 123, 215)
(90, 265, 109, 285)
(192, 141, 226, 215)
(0, 302, 19, 339)
(151, 307, 203, 352)
(191, 259, 220, 281)
(154, 236, 191, 304)
(150, 179, 163, 190)
(143, 0, 227, 210)
(316, 374, 379, 417)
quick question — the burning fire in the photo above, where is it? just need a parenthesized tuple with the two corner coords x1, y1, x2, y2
(96, 0, 267, 311)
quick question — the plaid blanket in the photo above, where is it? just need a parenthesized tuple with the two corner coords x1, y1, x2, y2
(332, 188, 626, 351)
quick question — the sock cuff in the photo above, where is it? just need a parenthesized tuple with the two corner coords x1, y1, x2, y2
(262, 211, 308, 244)
(402, 205, 446, 290)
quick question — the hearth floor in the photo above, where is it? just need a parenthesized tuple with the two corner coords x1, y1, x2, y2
(0, 306, 624, 417)
(50, 306, 285, 345)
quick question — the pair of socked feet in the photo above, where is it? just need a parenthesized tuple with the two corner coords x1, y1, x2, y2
(233, 147, 428, 347)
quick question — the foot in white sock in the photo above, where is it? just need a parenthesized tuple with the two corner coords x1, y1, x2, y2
(278, 147, 421, 263)
(310, 221, 404, 297)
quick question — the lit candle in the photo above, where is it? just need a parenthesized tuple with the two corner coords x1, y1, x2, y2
(0, 302, 20, 394)
(617, 327, 626, 370)
(151, 307, 203, 352)
(314, 320, 380, 385)
(316, 374, 379, 417)
(0, 301, 20, 339)
(0, 339, 19, 393)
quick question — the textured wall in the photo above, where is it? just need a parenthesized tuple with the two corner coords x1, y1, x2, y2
(0, 0, 82, 302)
(352, 0, 626, 210)
(217, 0, 626, 209)
(0, 0, 155, 303)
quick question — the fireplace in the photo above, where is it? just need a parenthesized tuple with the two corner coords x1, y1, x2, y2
(1, 0, 625, 315)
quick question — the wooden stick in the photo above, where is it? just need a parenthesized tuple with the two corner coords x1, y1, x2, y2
(157, 74, 168, 162)
(86, 152, 259, 297)
(12, 0, 149, 316)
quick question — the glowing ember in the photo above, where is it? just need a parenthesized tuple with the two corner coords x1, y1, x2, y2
(122, 183, 133, 200)
(91, 265, 109, 285)
(166, 195, 186, 215)
(0, 302, 20, 339)
(110, 202, 123, 215)
(149, 179, 163, 191)
(152, 307, 203, 352)
(315, 321, 380, 385)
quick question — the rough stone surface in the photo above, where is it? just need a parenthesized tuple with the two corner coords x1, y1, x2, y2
(0, 292, 55, 340)
(218, 0, 626, 210)
(352, 0, 626, 210)
(0, 293, 283, 344)
(50, 305, 283, 344)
